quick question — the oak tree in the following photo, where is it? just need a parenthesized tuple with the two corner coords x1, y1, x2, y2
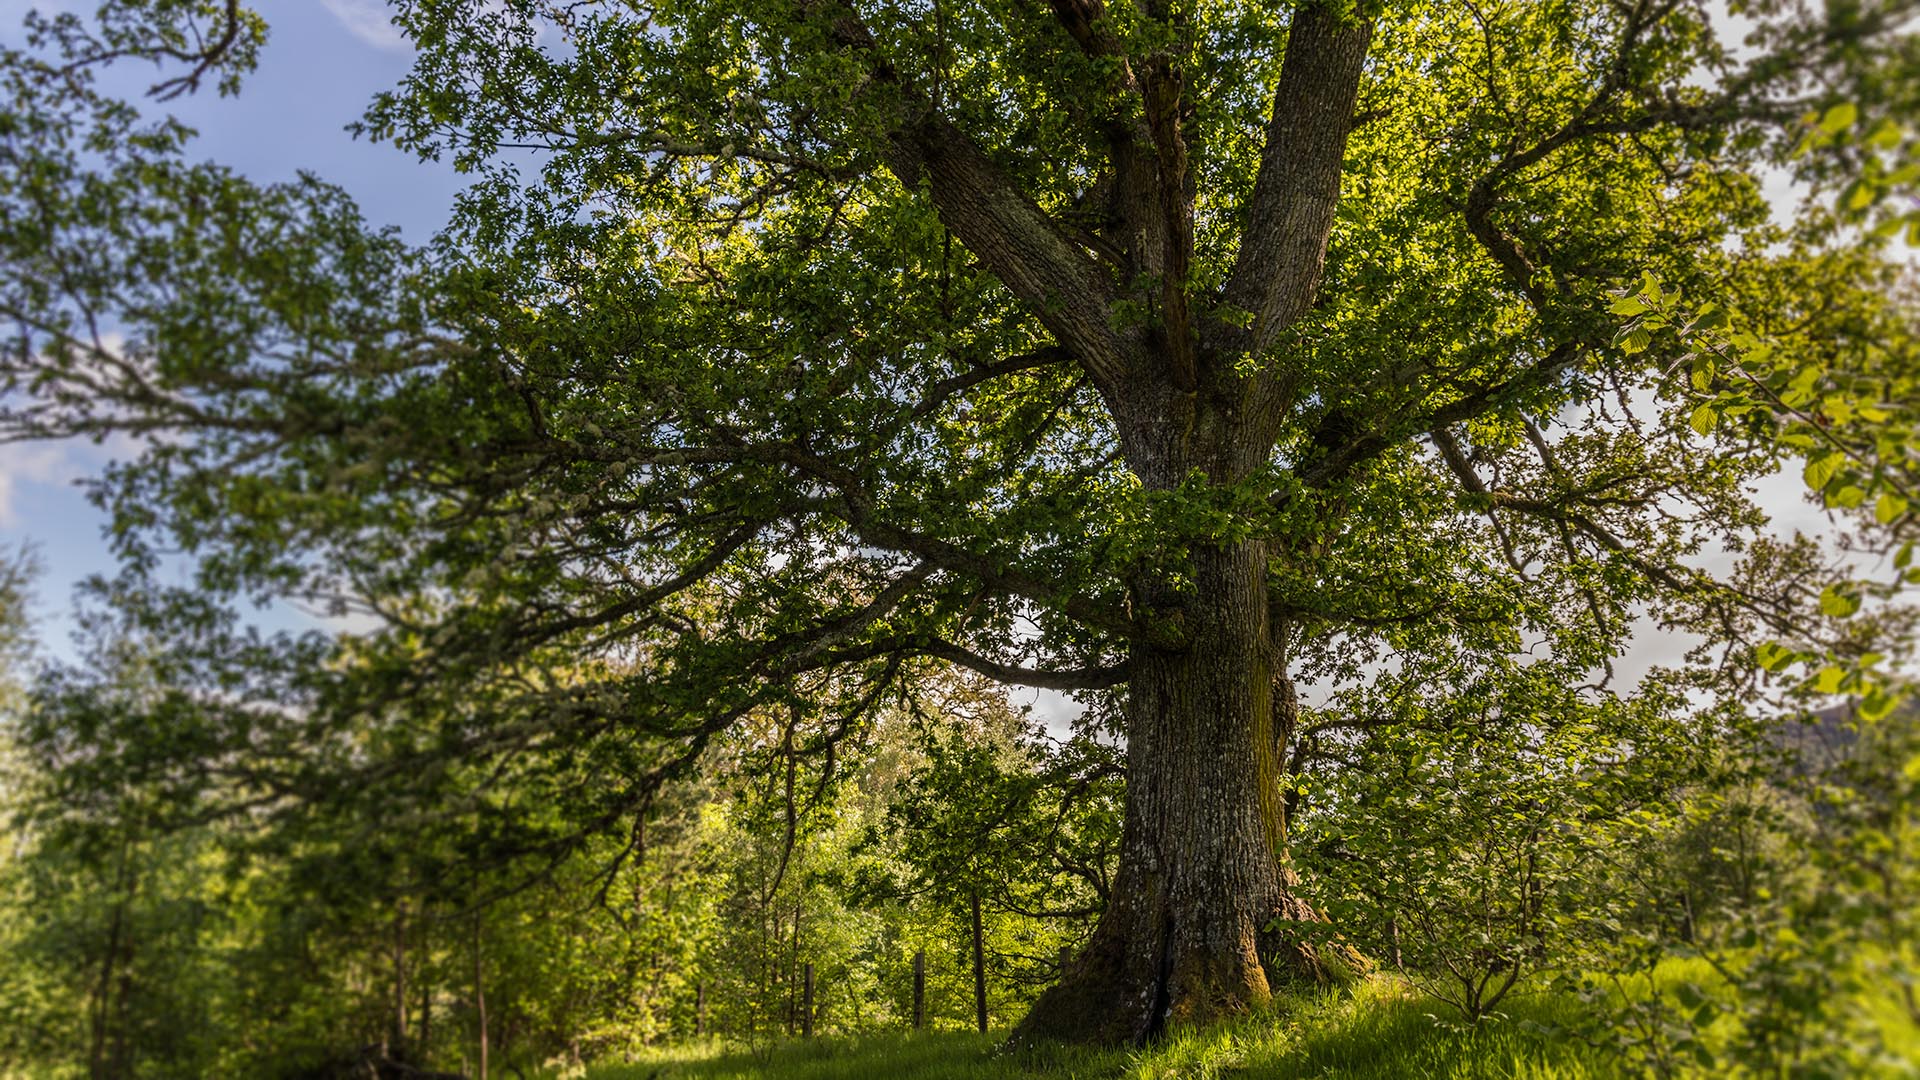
(2, 0, 1915, 1043)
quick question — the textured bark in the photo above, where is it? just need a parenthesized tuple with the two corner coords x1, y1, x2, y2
(1013, 541, 1354, 1045)
(1222, 6, 1375, 361)
(817, 0, 1139, 389)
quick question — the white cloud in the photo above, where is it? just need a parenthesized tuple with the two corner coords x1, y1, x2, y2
(317, 0, 410, 52)
(0, 424, 144, 531)
(0, 443, 81, 529)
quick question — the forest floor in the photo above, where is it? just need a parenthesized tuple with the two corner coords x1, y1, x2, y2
(559, 975, 1638, 1080)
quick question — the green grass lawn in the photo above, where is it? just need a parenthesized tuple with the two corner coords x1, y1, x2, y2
(566, 978, 1622, 1080)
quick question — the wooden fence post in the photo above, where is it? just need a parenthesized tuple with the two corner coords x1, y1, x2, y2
(802, 963, 815, 1038)
(912, 950, 925, 1030)
(970, 892, 987, 1034)
(695, 981, 705, 1037)
(472, 915, 488, 1080)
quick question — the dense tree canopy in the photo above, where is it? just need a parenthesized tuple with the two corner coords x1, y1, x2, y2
(1, 0, 1917, 1050)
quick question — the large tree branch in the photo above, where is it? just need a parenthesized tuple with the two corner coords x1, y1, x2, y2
(1286, 2, 1838, 509)
(918, 637, 1128, 690)
(440, 516, 769, 655)
(705, 435, 1150, 641)
(452, 429, 1146, 642)
(803, 634, 1126, 689)
(1287, 343, 1583, 494)
(1047, 0, 1130, 61)
(1046, 0, 1199, 389)
(910, 346, 1072, 418)
(812, 2, 1137, 390)
(1460, 0, 1822, 308)
(1220, 4, 1373, 362)
(832, 504, 1147, 643)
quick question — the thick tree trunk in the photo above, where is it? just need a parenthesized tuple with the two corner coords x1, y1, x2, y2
(1015, 540, 1352, 1044)
(856, 0, 1372, 1044)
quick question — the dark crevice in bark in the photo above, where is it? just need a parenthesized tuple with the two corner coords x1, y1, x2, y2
(1144, 914, 1176, 1045)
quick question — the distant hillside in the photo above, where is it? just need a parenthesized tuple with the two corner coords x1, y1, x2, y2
(1769, 703, 1862, 778)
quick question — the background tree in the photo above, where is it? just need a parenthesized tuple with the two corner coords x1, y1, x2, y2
(860, 675, 1118, 1028)
(0, 596, 1118, 1075)
(1294, 656, 1706, 1022)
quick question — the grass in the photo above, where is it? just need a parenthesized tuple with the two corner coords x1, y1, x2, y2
(555, 959, 1920, 1080)
(563, 977, 1624, 1080)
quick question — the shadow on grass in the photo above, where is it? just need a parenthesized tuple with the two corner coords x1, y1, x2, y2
(579, 1029, 1123, 1080)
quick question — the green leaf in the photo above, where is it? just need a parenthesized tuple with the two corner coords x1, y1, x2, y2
(1819, 101, 1859, 135)
(1819, 585, 1861, 619)
(1802, 452, 1844, 491)
(1860, 687, 1901, 723)
(1688, 403, 1717, 435)
(1607, 294, 1648, 316)
(1690, 303, 1727, 330)
(1613, 325, 1652, 355)
(1783, 366, 1824, 407)
(1866, 118, 1903, 149)
(1876, 493, 1908, 524)
(1812, 665, 1848, 694)
(1829, 484, 1866, 509)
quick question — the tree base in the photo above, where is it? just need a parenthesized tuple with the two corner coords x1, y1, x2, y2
(1011, 891, 1368, 1046)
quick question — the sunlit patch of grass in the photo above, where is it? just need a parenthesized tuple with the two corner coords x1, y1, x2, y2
(552, 953, 1920, 1080)
(567, 975, 1636, 1080)
(1124, 977, 1617, 1080)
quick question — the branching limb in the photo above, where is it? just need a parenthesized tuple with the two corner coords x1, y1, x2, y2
(807, 0, 1138, 390)
(1220, 4, 1373, 365)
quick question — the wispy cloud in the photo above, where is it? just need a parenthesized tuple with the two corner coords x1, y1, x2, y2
(318, 0, 410, 52)
(0, 443, 83, 530)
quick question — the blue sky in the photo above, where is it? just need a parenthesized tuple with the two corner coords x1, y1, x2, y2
(1, 1, 463, 652)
